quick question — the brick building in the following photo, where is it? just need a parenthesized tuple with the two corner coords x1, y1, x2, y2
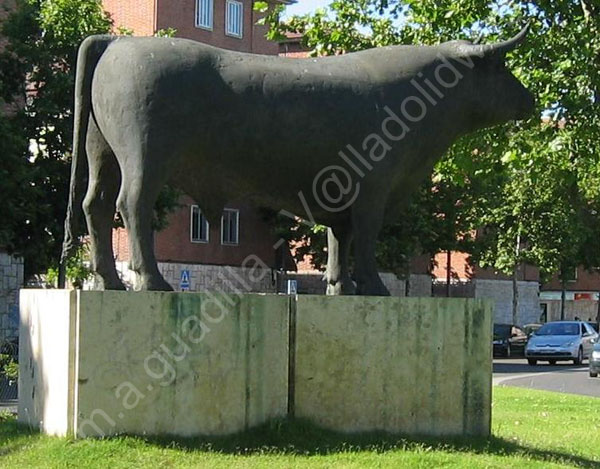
(103, 0, 287, 54)
(432, 251, 542, 326)
(432, 250, 600, 326)
(100, 0, 296, 291)
(539, 268, 600, 323)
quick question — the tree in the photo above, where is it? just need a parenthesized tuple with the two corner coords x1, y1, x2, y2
(0, 1, 181, 280)
(261, 1, 600, 310)
(0, 0, 112, 278)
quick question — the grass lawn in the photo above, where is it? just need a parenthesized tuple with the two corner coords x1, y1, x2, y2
(0, 386, 598, 468)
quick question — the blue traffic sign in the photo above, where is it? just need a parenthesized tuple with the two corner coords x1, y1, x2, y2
(180, 270, 190, 291)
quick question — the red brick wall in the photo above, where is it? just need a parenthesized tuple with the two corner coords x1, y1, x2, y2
(432, 251, 539, 282)
(114, 196, 278, 268)
(112, 228, 130, 262)
(155, 0, 278, 54)
(541, 268, 600, 292)
(102, 0, 156, 36)
(103, 0, 280, 54)
(279, 33, 310, 58)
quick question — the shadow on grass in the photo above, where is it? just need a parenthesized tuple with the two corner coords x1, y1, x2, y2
(1, 415, 598, 468)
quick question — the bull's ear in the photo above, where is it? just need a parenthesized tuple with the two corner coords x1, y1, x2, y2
(457, 24, 529, 59)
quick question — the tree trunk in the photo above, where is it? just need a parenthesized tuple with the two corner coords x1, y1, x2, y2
(596, 290, 600, 330)
(58, 262, 66, 289)
(512, 233, 521, 325)
(560, 281, 566, 320)
(512, 265, 519, 325)
(446, 250, 451, 298)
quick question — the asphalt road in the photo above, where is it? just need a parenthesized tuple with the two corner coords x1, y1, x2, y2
(493, 357, 600, 398)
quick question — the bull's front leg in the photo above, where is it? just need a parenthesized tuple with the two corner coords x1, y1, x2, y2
(325, 225, 355, 295)
(351, 200, 390, 296)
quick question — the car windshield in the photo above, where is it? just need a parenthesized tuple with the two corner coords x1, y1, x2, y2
(535, 323, 580, 336)
(494, 324, 511, 337)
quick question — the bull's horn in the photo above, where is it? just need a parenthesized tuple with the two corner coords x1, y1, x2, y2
(486, 23, 530, 54)
(459, 24, 530, 57)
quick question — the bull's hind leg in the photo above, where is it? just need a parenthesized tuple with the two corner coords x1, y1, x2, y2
(352, 196, 390, 296)
(82, 117, 126, 290)
(117, 155, 173, 292)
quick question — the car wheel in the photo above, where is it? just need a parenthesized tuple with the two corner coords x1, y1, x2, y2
(505, 344, 511, 358)
(574, 347, 583, 365)
(527, 359, 537, 366)
(549, 360, 556, 365)
(590, 371, 598, 378)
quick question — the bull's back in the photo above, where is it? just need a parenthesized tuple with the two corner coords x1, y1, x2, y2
(89, 37, 407, 215)
(91, 38, 224, 164)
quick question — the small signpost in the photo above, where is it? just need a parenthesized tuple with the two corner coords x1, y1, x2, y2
(180, 270, 190, 291)
(287, 279, 297, 295)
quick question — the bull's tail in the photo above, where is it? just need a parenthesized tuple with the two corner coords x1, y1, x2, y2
(60, 35, 115, 285)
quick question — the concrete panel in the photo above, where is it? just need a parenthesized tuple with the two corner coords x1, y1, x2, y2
(19, 290, 289, 438)
(18, 290, 77, 436)
(544, 300, 598, 322)
(294, 296, 492, 436)
(20, 291, 492, 439)
(474, 279, 539, 325)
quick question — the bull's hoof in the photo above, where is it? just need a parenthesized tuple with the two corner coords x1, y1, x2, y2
(355, 278, 390, 296)
(326, 278, 356, 295)
(326, 282, 342, 295)
(136, 274, 174, 292)
(98, 276, 127, 291)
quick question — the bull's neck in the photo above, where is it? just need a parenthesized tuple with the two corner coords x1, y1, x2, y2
(383, 82, 472, 165)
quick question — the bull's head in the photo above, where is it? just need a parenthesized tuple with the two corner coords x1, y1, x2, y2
(440, 25, 535, 127)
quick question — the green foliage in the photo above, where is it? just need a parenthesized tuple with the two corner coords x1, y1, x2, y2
(155, 28, 177, 38)
(0, 113, 33, 253)
(46, 243, 92, 288)
(253, 1, 286, 41)
(0, 1, 181, 278)
(262, 1, 600, 280)
(0, 0, 113, 277)
(38, 0, 112, 48)
(0, 354, 18, 381)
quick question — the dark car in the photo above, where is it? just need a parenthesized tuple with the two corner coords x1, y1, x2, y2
(493, 323, 528, 357)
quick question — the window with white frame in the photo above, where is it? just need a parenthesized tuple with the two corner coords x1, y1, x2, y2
(225, 0, 243, 38)
(191, 205, 209, 243)
(221, 209, 239, 245)
(195, 0, 213, 30)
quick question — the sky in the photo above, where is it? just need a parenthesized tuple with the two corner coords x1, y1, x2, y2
(283, 0, 330, 18)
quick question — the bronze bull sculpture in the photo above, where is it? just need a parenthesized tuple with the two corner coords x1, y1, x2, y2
(61, 27, 534, 295)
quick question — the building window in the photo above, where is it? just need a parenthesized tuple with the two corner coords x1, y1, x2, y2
(225, 0, 243, 38)
(196, 0, 213, 30)
(221, 209, 239, 245)
(191, 206, 209, 243)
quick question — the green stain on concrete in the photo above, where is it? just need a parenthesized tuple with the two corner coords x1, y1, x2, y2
(295, 296, 493, 437)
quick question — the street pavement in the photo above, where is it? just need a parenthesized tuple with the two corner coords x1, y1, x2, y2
(493, 357, 600, 398)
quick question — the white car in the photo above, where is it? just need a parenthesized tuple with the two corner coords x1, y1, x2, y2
(590, 343, 600, 378)
(525, 321, 598, 366)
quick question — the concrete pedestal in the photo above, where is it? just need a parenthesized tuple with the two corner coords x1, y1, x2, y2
(293, 296, 492, 436)
(19, 290, 289, 437)
(19, 291, 492, 438)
